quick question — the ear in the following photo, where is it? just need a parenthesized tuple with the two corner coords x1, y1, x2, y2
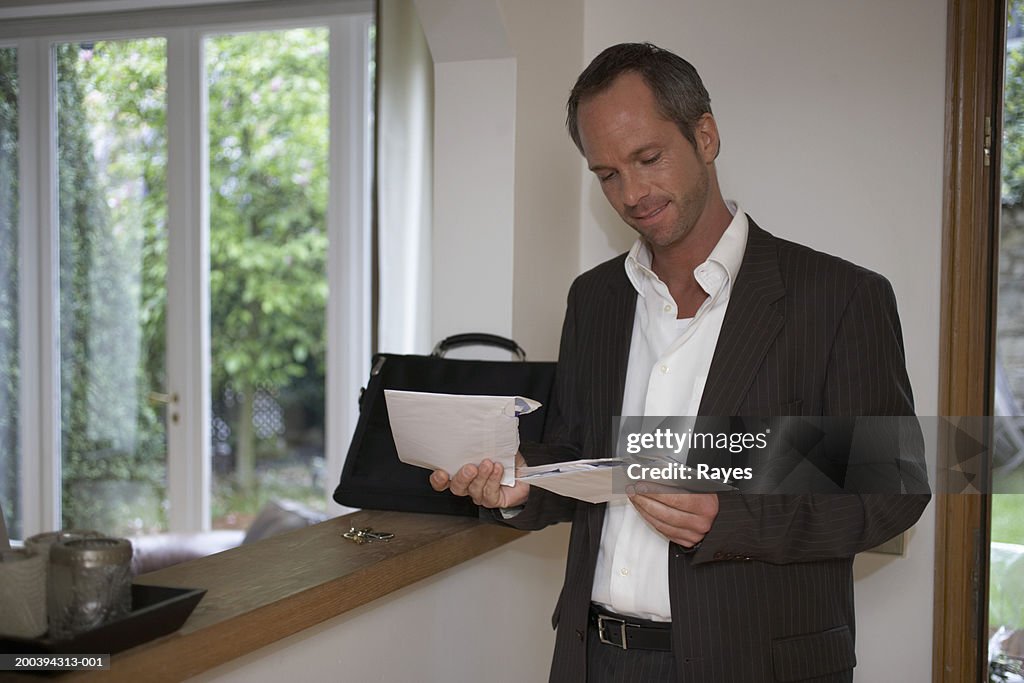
(693, 113, 720, 163)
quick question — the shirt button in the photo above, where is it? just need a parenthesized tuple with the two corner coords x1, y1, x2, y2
(660, 365, 669, 374)
(620, 567, 629, 576)
(663, 304, 672, 313)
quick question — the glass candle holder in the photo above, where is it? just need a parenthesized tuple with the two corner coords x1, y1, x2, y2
(47, 537, 133, 640)
(24, 529, 103, 558)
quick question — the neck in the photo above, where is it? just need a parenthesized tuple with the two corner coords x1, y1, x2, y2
(649, 196, 733, 292)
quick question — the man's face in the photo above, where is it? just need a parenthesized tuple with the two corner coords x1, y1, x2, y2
(577, 72, 715, 250)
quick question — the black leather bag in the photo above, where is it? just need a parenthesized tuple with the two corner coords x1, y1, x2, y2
(333, 334, 557, 516)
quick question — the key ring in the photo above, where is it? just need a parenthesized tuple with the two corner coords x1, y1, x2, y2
(342, 526, 394, 544)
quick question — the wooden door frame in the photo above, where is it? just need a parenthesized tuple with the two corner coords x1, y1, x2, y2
(935, 0, 1003, 680)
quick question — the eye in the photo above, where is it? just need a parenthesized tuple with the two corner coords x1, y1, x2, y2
(598, 171, 617, 183)
(641, 153, 661, 165)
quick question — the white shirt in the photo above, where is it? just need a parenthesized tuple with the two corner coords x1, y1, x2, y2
(591, 201, 748, 621)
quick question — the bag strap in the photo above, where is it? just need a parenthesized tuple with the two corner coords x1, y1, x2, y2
(431, 333, 527, 361)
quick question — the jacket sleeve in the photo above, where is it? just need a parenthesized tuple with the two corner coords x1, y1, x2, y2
(694, 273, 930, 564)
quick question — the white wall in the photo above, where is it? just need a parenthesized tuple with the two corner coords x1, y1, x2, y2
(500, 0, 584, 361)
(416, 0, 582, 361)
(579, 1, 944, 681)
(191, 526, 571, 683)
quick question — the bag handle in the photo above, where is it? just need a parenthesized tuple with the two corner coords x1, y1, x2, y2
(431, 333, 527, 361)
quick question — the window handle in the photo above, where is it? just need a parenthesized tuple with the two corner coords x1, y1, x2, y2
(147, 391, 179, 405)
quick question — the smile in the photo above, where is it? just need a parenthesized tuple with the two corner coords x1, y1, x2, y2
(633, 202, 668, 223)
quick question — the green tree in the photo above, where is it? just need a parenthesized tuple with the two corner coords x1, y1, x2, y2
(57, 40, 169, 532)
(206, 29, 328, 492)
(1005, 0, 1024, 205)
(0, 49, 19, 537)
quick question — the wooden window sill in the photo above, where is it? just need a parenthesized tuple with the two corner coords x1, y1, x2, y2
(53, 509, 524, 682)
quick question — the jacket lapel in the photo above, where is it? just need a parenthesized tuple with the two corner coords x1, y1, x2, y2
(699, 218, 785, 415)
(588, 258, 636, 542)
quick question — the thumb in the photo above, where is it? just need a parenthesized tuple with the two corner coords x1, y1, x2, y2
(429, 470, 450, 491)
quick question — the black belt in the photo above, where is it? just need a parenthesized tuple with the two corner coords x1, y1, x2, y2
(589, 605, 672, 651)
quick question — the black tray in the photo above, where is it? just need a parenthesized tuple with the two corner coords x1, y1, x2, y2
(0, 584, 206, 655)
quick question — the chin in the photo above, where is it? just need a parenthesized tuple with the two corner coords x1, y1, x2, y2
(639, 225, 689, 250)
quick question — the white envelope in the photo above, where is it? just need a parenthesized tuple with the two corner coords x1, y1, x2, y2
(384, 389, 541, 487)
(518, 459, 626, 504)
(518, 458, 735, 503)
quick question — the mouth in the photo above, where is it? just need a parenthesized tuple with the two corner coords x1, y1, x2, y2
(631, 202, 669, 225)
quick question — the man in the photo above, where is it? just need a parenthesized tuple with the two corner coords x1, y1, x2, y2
(430, 43, 929, 683)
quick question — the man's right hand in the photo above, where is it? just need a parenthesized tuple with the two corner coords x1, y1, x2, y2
(429, 453, 530, 509)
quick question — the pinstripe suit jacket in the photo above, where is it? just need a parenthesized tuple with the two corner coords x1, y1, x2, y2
(507, 218, 930, 682)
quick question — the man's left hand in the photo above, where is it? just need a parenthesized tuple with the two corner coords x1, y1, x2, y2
(628, 487, 719, 548)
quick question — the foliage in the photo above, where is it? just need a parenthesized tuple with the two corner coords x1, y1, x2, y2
(207, 29, 329, 392)
(56, 39, 169, 533)
(0, 48, 19, 537)
(207, 29, 328, 491)
(1006, 0, 1024, 205)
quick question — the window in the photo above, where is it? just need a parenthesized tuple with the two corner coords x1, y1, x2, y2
(0, 1, 373, 539)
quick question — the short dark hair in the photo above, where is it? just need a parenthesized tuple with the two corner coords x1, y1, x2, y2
(566, 42, 712, 153)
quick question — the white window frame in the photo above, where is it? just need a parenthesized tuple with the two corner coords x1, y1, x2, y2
(8, 1, 372, 536)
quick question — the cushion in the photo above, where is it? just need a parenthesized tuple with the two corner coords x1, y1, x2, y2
(242, 500, 328, 545)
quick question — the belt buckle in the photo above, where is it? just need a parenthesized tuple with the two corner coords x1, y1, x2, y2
(597, 614, 628, 650)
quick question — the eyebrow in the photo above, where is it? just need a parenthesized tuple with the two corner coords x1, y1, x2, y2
(587, 144, 661, 173)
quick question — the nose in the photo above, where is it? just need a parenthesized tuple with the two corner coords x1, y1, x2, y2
(620, 171, 650, 208)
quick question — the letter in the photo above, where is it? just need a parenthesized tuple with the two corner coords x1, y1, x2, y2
(728, 432, 743, 454)
(715, 432, 729, 451)
(626, 432, 640, 455)
(627, 463, 642, 479)
(657, 428, 671, 450)
(693, 432, 713, 449)
(672, 430, 685, 455)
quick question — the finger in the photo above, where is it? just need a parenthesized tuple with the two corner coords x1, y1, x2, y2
(480, 462, 504, 507)
(631, 502, 706, 547)
(429, 470, 450, 492)
(635, 490, 717, 517)
(466, 460, 494, 504)
(630, 493, 713, 537)
(629, 481, 682, 496)
(449, 463, 479, 497)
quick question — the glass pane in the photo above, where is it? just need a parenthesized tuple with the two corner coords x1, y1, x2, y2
(0, 47, 19, 540)
(206, 28, 329, 529)
(56, 39, 168, 537)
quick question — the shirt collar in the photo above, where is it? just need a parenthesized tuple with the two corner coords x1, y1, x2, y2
(625, 200, 748, 296)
